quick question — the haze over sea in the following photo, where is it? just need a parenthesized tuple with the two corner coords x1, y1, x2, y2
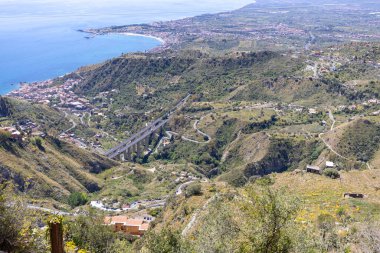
(0, 0, 254, 95)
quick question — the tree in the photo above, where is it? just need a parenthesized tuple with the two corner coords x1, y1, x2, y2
(185, 183, 202, 198)
(239, 186, 300, 253)
(143, 228, 192, 253)
(33, 137, 45, 151)
(0, 189, 45, 252)
(65, 212, 130, 253)
(323, 168, 340, 179)
(192, 196, 241, 253)
(67, 192, 88, 208)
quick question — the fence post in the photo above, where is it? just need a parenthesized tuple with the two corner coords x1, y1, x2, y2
(49, 216, 64, 253)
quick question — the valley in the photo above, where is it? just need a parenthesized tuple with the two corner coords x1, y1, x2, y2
(1, 0, 380, 252)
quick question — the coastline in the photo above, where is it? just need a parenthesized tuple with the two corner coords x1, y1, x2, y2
(118, 32, 165, 44)
(2, 33, 162, 96)
(3, 2, 255, 96)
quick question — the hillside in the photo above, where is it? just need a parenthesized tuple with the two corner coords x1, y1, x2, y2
(1, 1, 380, 252)
(0, 97, 117, 203)
(324, 118, 380, 163)
(141, 169, 380, 252)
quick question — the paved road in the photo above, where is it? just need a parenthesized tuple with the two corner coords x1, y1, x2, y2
(192, 118, 211, 143)
(176, 181, 195, 195)
(173, 117, 212, 144)
(305, 31, 316, 50)
(107, 118, 169, 159)
(106, 94, 190, 159)
(27, 204, 72, 216)
(61, 111, 77, 134)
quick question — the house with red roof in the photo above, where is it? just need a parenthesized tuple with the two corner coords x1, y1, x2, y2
(104, 215, 152, 237)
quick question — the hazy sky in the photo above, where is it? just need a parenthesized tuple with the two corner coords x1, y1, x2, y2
(0, 0, 256, 29)
(0, 0, 255, 12)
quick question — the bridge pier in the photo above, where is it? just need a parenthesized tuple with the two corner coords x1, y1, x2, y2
(136, 142, 142, 157)
(124, 147, 132, 161)
(145, 134, 150, 147)
(120, 153, 125, 162)
(105, 94, 190, 161)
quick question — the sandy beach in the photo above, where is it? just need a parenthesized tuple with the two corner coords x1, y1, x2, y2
(119, 32, 165, 44)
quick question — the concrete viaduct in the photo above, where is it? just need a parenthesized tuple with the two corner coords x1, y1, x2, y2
(105, 94, 190, 161)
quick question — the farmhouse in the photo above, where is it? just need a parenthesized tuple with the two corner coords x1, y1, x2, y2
(306, 165, 321, 174)
(104, 215, 153, 237)
(344, 193, 364, 199)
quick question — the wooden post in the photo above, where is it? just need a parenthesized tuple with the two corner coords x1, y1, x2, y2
(49, 219, 64, 253)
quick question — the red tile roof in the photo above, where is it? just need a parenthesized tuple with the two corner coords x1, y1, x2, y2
(104, 215, 129, 224)
(104, 216, 145, 227)
(140, 223, 150, 231)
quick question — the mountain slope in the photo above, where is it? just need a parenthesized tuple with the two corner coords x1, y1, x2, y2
(0, 97, 117, 202)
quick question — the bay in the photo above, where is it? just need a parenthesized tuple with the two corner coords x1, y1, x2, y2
(0, 0, 254, 94)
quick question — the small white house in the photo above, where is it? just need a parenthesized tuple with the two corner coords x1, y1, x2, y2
(326, 161, 335, 168)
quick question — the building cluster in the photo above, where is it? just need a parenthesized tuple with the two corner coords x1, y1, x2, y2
(337, 98, 380, 113)
(172, 170, 199, 183)
(90, 198, 166, 212)
(0, 120, 44, 141)
(8, 78, 90, 111)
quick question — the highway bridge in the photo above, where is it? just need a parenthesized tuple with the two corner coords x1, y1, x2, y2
(105, 94, 190, 161)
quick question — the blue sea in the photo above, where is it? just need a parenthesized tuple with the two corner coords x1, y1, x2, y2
(0, 0, 254, 95)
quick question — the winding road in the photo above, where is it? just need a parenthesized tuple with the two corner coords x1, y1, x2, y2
(175, 181, 195, 195)
(61, 111, 77, 134)
(181, 117, 211, 144)
(319, 110, 373, 170)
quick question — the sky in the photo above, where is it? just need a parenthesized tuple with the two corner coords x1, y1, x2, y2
(0, 0, 256, 29)
(0, 0, 256, 15)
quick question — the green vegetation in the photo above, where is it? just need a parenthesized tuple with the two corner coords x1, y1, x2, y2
(337, 119, 380, 162)
(184, 183, 202, 198)
(239, 186, 299, 253)
(0, 190, 45, 252)
(142, 228, 191, 253)
(67, 192, 88, 208)
(0, 134, 116, 202)
(65, 213, 133, 253)
(0, 129, 11, 142)
(323, 168, 340, 179)
(2, 2, 380, 252)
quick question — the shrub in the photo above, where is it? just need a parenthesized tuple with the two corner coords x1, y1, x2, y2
(0, 130, 11, 142)
(31, 137, 44, 151)
(65, 213, 131, 253)
(0, 193, 42, 252)
(68, 192, 88, 208)
(143, 227, 192, 253)
(148, 208, 162, 217)
(185, 183, 202, 198)
(240, 186, 300, 253)
(323, 168, 340, 179)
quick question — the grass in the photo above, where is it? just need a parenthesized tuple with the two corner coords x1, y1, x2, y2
(93, 162, 202, 205)
(0, 136, 116, 203)
(272, 169, 380, 222)
(324, 118, 380, 162)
